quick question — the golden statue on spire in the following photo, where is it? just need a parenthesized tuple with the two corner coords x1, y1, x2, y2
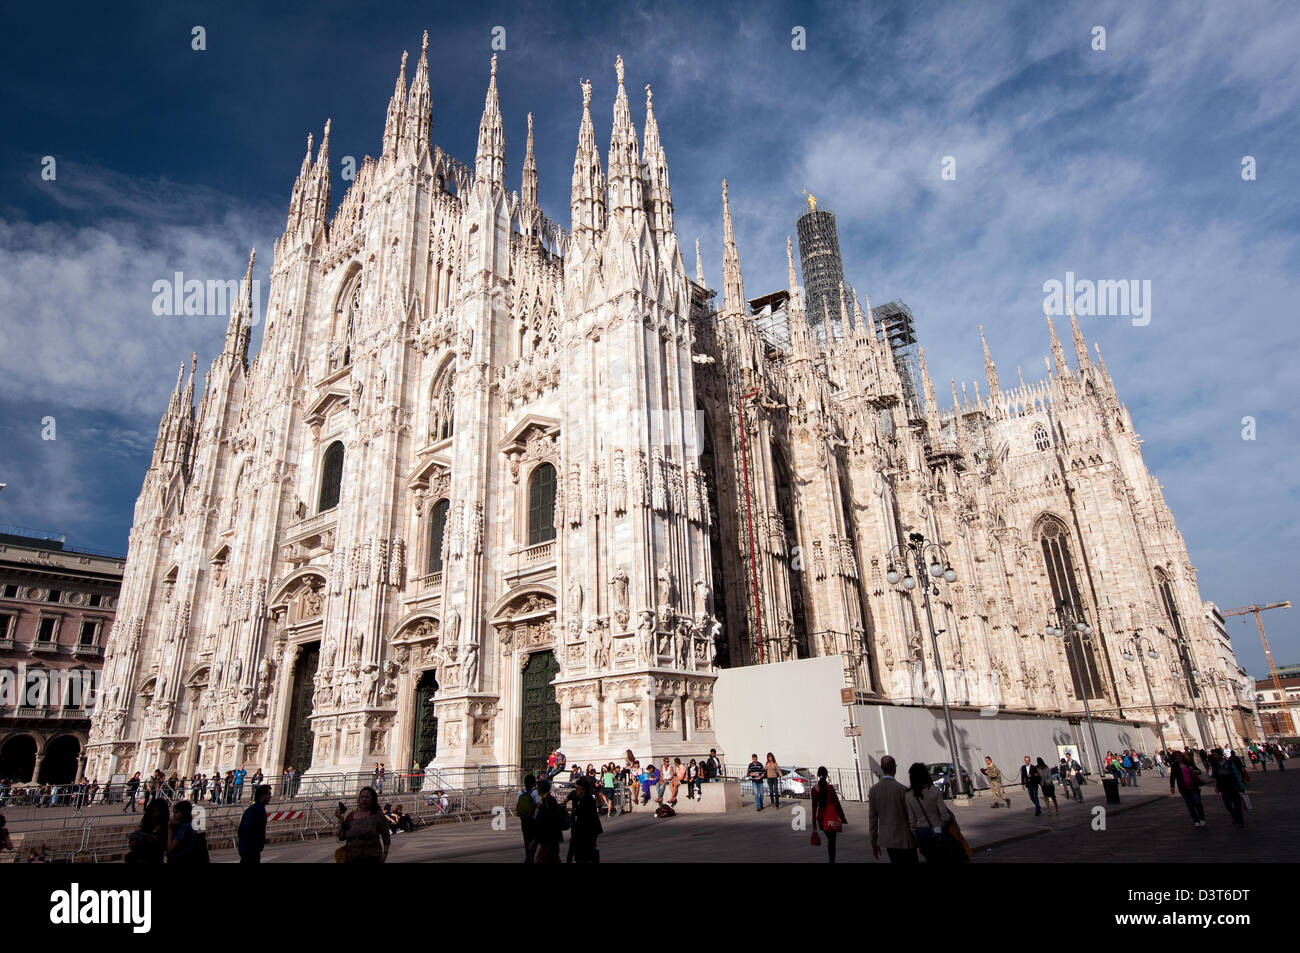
(802, 189, 817, 211)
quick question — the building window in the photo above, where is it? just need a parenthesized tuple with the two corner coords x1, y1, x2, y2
(37, 617, 58, 642)
(88, 593, 102, 607)
(1033, 424, 1050, 451)
(427, 499, 450, 574)
(78, 621, 98, 645)
(0, 613, 15, 639)
(431, 368, 456, 443)
(527, 463, 557, 546)
(1037, 516, 1105, 700)
(47, 589, 62, 603)
(2, 584, 17, 598)
(318, 441, 345, 512)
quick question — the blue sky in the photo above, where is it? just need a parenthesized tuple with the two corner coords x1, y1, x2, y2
(1, 1, 1297, 677)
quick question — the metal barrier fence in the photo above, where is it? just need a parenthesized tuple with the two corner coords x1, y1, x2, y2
(2, 782, 521, 863)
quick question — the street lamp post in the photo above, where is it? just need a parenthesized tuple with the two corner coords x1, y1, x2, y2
(885, 532, 968, 797)
(1121, 633, 1169, 759)
(1047, 603, 1103, 776)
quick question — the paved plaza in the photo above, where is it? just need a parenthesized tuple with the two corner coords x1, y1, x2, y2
(201, 766, 1297, 863)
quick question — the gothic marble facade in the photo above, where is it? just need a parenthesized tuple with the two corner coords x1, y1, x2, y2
(86, 36, 1236, 783)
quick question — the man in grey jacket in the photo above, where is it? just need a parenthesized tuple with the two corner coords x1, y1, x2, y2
(868, 755, 918, 863)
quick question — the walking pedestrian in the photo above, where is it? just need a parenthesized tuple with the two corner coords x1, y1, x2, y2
(123, 772, 141, 813)
(569, 776, 603, 862)
(746, 755, 766, 811)
(516, 774, 538, 863)
(810, 766, 847, 863)
(1168, 751, 1206, 827)
(1209, 749, 1245, 828)
(1019, 756, 1041, 815)
(905, 762, 964, 864)
(980, 756, 1010, 808)
(124, 799, 170, 864)
(238, 785, 272, 863)
(531, 777, 567, 864)
(1036, 758, 1059, 815)
(1276, 745, 1287, 771)
(868, 756, 918, 863)
(764, 752, 781, 809)
(166, 801, 207, 863)
(335, 786, 390, 863)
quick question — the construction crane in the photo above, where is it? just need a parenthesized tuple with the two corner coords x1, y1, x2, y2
(1221, 601, 1292, 734)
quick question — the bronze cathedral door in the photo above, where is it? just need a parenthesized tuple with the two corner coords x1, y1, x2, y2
(283, 643, 320, 774)
(411, 670, 439, 768)
(521, 650, 560, 773)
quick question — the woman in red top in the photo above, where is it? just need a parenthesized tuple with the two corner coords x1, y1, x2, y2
(811, 766, 848, 863)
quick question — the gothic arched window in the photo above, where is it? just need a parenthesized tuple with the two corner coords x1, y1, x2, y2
(1033, 424, 1051, 451)
(427, 499, 450, 574)
(332, 269, 362, 368)
(1037, 516, 1104, 699)
(431, 367, 456, 443)
(318, 441, 345, 512)
(527, 463, 557, 546)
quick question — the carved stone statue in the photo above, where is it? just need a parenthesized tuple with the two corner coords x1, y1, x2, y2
(610, 568, 630, 627)
(636, 610, 656, 664)
(693, 578, 711, 619)
(656, 564, 674, 609)
(444, 611, 460, 647)
(567, 578, 583, 617)
(463, 640, 479, 690)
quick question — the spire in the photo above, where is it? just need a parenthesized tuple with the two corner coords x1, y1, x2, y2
(952, 379, 969, 455)
(382, 50, 409, 158)
(606, 55, 643, 222)
(474, 54, 505, 186)
(721, 179, 744, 314)
(521, 112, 538, 209)
(1068, 300, 1091, 370)
(641, 82, 672, 240)
(837, 282, 850, 343)
(225, 248, 256, 370)
(918, 346, 942, 448)
(406, 31, 432, 156)
(696, 238, 704, 284)
(980, 324, 1000, 397)
(569, 78, 606, 237)
(305, 121, 331, 236)
(182, 352, 196, 409)
(1044, 303, 1072, 377)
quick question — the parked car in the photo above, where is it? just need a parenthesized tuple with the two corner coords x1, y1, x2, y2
(778, 767, 814, 798)
(926, 762, 974, 798)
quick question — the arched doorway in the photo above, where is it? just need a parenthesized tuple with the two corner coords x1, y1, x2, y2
(283, 642, 321, 775)
(0, 734, 38, 781)
(41, 735, 81, 784)
(411, 670, 439, 769)
(521, 651, 560, 774)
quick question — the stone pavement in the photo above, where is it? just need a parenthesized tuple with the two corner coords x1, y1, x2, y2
(978, 762, 1298, 862)
(232, 768, 1207, 863)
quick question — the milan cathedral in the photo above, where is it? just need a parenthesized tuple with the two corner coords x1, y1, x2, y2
(86, 35, 1234, 784)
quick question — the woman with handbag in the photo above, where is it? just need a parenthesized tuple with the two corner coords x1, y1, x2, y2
(810, 766, 847, 863)
(905, 762, 965, 863)
(336, 786, 390, 863)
